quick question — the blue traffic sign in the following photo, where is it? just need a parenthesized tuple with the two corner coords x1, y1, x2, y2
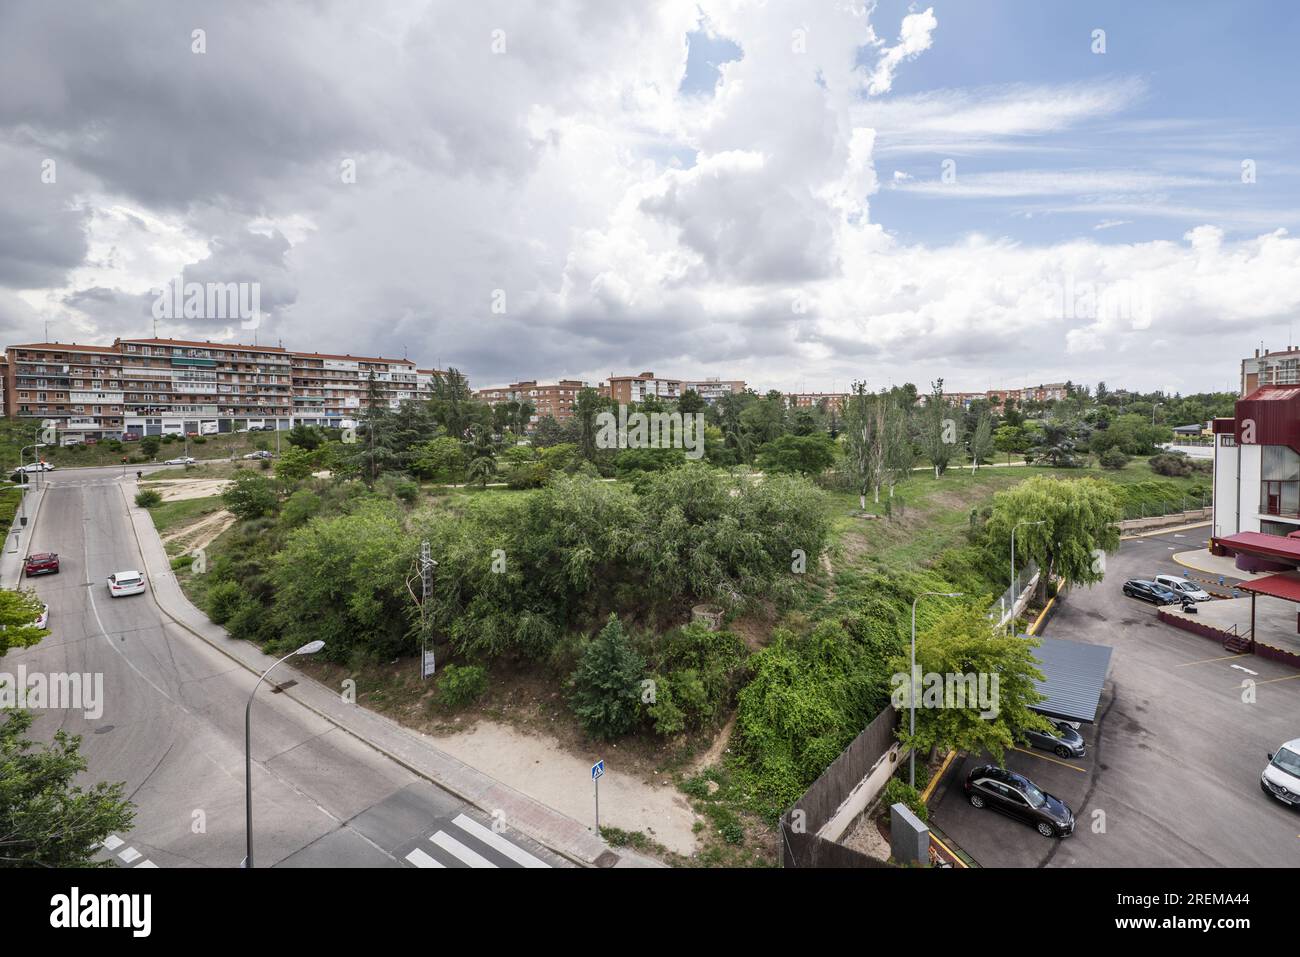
(591, 759, 605, 781)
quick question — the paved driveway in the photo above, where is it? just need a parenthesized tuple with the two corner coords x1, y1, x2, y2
(930, 528, 1300, 867)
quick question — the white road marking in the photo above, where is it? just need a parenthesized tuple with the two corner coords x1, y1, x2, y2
(452, 814, 551, 868)
(102, 835, 124, 851)
(405, 847, 444, 868)
(430, 830, 497, 868)
(119, 847, 142, 863)
(1231, 664, 1259, 676)
(135, 860, 158, 868)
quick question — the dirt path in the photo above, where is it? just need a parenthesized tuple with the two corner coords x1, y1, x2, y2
(690, 714, 735, 774)
(161, 509, 236, 553)
(143, 478, 231, 501)
(432, 719, 699, 856)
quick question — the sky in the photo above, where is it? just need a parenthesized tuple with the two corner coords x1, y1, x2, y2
(2, 0, 1298, 397)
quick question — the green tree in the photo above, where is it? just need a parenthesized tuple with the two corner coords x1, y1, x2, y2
(274, 444, 318, 483)
(140, 435, 161, 457)
(0, 709, 134, 866)
(222, 471, 278, 520)
(842, 381, 885, 508)
(466, 454, 497, 489)
(986, 476, 1122, 601)
(677, 389, 706, 414)
(921, 381, 961, 478)
(410, 437, 467, 483)
(754, 433, 836, 475)
(285, 424, 323, 451)
(570, 614, 645, 739)
(573, 387, 604, 462)
(0, 589, 50, 657)
(968, 411, 994, 473)
(891, 604, 1053, 764)
(993, 424, 1030, 465)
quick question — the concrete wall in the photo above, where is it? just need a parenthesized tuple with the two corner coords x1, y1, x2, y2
(817, 741, 905, 842)
(1213, 440, 1239, 537)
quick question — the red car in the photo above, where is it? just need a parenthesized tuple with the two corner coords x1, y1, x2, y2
(25, 552, 60, 576)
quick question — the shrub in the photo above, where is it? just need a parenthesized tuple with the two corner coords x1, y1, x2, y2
(206, 581, 248, 625)
(192, 435, 207, 444)
(170, 554, 194, 571)
(436, 664, 488, 708)
(134, 489, 163, 508)
(140, 436, 161, 457)
(570, 614, 645, 739)
(223, 472, 278, 519)
(1149, 451, 1196, 477)
(1099, 448, 1130, 470)
(883, 777, 928, 823)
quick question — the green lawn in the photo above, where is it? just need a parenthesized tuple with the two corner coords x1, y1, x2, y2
(0, 419, 284, 471)
(142, 494, 226, 536)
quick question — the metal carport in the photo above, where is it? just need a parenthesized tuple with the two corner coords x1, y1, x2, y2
(1025, 635, 1114, 724)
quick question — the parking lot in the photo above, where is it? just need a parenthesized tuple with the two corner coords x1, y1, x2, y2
(930, 526, 1300, 867)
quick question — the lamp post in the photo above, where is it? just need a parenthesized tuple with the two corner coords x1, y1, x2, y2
(910, 591, 963, 788)
(1010, 520, 1046, 633)
(244, 640, 324, 868)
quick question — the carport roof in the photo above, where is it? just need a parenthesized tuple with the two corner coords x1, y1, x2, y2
(1027, 636, 1113, 724)
(1214, 531, 1300, 563)
(1237, 572, 1300, 602)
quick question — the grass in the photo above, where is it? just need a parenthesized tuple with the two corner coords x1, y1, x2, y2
(0, 419, 282, 471)
(142, 494, 226, 536)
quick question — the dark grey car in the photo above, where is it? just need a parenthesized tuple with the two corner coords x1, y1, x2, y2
(1022, 719, 1086, 759)
(964, 765, 1075, 838)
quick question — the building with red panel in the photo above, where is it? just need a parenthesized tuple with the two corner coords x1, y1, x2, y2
(1211, 385, 1300, 542)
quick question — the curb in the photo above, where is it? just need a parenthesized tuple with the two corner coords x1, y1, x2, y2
(1120, 519, 1211, 541)
(2, 484, 47, 589)
(116, 479, 617, 868)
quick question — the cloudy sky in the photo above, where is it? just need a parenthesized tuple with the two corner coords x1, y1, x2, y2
(2, 0, 1298, 395)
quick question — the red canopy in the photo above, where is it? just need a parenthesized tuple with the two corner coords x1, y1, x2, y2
(1237, 573, 1300, 602)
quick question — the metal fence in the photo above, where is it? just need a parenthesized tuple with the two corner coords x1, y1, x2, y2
(1120, 492, 1210, 521)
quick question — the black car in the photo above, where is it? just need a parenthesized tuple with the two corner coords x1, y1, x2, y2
(964, 765, 1075, 838)
(1122, 578, 1180, 605)
(1022, 719, 1086, 759)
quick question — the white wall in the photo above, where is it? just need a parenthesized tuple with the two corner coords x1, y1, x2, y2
(1213, 439, 1240, 536)
(1240, 444, 1262, 533)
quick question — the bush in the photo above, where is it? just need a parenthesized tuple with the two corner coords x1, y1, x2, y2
(1099, 448, 1130, 470)
(1148, 451, 1209, 477)
(436, 664, 488, 708)
(883, 777, 928, 823)
(192, 435, 207, 444)
(134, 489, 163, 508)
(206, 581, 248, 625)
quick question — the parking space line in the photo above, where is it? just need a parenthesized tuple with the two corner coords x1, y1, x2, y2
(1255, 673, 1300, 685)
(1011, 746, 1088, 773)
(1176, 653, 1249, 667)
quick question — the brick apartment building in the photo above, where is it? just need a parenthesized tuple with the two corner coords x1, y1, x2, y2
(3, 337, 449, 442)
(604, 371, 745, 405)
(786, 392, 848, 411)
(1241, 346, 1300, 395)
(475, 379, 588, 422)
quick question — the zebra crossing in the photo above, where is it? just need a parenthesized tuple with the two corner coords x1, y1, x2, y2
(99, 833, 159, 868)
(403, 813, 552, 869)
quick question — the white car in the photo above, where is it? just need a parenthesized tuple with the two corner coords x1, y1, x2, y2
(1261, 739, 1300, 807)
(20, 462, 54, 473)
(107, 571, 146, 597)
(164, 456, 196, 465)
(1153, 574, 1211, 602)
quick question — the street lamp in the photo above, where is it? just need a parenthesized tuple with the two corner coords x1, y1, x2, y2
(1010, 520, 1046, 632)
(244, 639, 325, 868)
(910, 591, 963, 788)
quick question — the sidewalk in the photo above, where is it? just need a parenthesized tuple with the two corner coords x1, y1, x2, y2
(117, 479, 663, 868)
(1, 484, 45, 589)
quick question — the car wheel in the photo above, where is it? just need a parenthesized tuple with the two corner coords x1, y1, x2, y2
(969, 794, 985, 809)
(1036, 821, 1056, 838)
(1054, 745, 1071, 758)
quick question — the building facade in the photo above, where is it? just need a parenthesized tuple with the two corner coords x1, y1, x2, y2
(1211, 386, 1300, 540)
(474, 379, 588, 422)
(786, 392, 848, 411)
(3, 337, 450, 440)
(1241, 347, 1300, 395)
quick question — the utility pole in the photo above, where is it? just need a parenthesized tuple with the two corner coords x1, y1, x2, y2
(419, 540, 437, 680)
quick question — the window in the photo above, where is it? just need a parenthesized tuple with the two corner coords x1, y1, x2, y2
(1260, 520, 1300, 537)
(1261, 446, 1300, 516)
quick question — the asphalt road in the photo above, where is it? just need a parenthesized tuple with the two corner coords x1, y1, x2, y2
(8, 466, 566, 869)
(931, 528, 1300, 867)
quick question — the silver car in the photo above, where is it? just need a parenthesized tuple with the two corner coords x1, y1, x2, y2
(1153, 574, 1211, 602)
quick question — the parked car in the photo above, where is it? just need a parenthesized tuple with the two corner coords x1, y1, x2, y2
(1022, 718, 1087, 758)
(24, 552, 60, 577)
(964, 765, 1076, 837)
(164, 456, 196, 466)
(1152, 574, 1212, 602)
(122, 432, 141, 441)
(20, 462, 54, 473)
(33, 602, 49, 629)
(1122, 578, 1181, 605)
(242, 450, 273, 460)
(107, 570, 146, 597)
(1261, 739, 1300, 807)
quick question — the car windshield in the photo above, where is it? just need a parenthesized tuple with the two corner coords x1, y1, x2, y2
(1019, 782, 1047, 808)
(1272, 748, 1300, 777)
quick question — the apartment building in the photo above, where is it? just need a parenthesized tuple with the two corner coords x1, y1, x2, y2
(786, 392, 848, 411)
(4, 337, 451, 440)
(475, 379, 589, 422)
(1022, 382, 1068, 403)
(1241, 347, 1300, 395)
(605, 371, 745, 405)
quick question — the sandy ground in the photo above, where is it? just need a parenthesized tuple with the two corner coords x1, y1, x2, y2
(432, 719, 700, 856)
(160, 508, 237, 553)
(143, 478, 231, 501)
(841, 810, 891, 861)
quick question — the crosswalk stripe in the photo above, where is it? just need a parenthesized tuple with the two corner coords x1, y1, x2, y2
(451, 814, 551, 868)
(405, 848, 444, 869)
(118, 847, 142, 863)
(135, 860, 158, 868)
(102, 835, 124, 851)
(430, 830, 497, 868)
